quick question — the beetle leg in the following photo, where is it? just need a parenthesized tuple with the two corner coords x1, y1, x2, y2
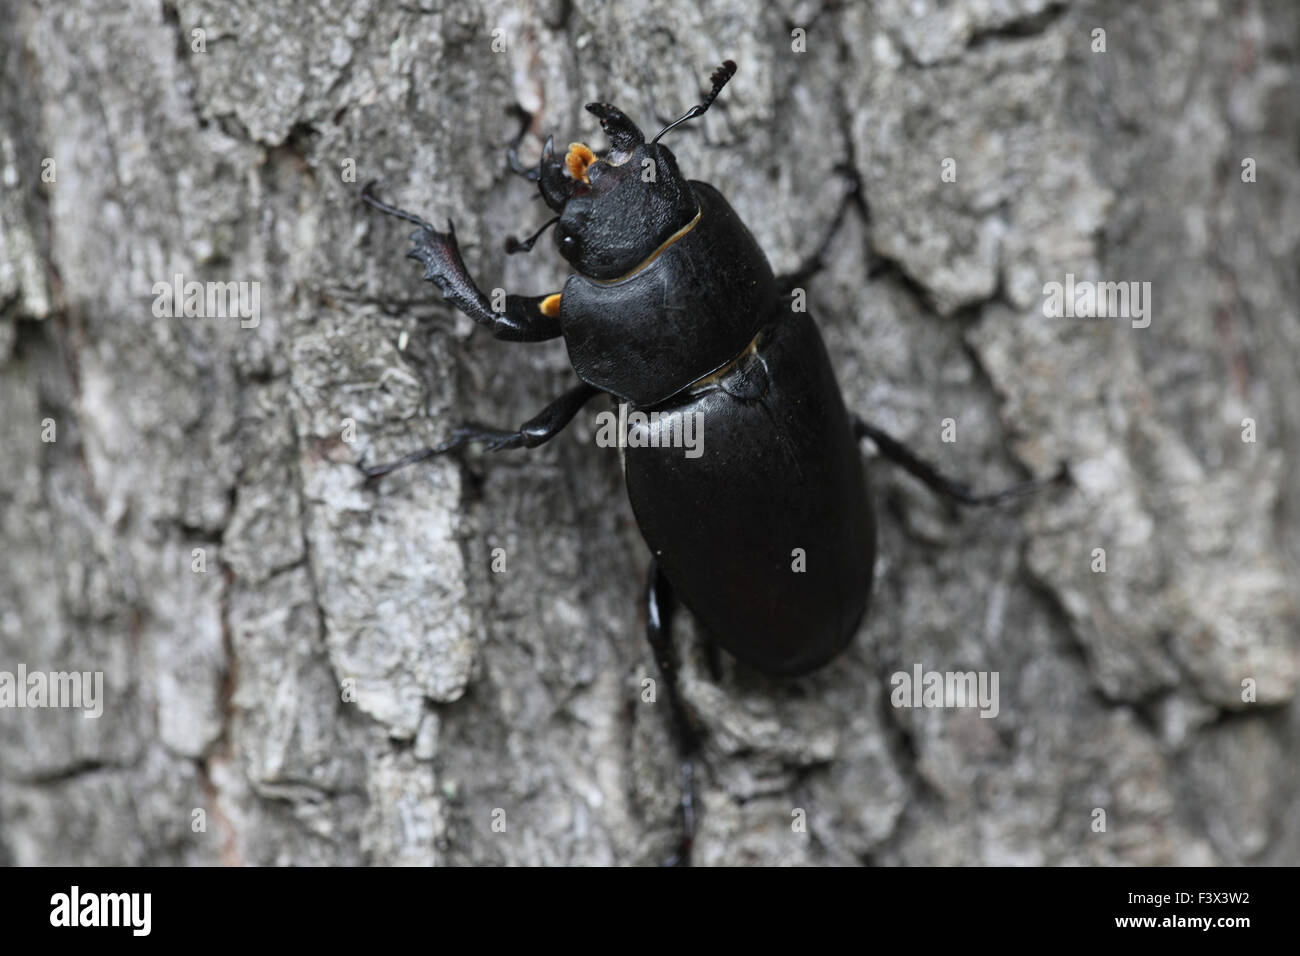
(854, 417, 1071, 506)
(701, 640, 722, 682)
(645, 560, 700, 867)
(776, 164, 866, 296)
(360, 382, 600, 481)
(362, 182, 563, 342)
(503, 105, 545, 182)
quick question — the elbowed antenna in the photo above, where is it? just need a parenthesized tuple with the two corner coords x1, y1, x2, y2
(651, 60, 737, 144)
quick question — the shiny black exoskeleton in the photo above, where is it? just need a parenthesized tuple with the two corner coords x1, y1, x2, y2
(360, 60, 1065, 862)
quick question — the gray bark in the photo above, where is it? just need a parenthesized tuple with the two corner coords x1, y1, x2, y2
(2, 0, 1298, 865)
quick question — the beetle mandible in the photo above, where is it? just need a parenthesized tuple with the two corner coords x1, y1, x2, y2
(360, 60, 1066, 863)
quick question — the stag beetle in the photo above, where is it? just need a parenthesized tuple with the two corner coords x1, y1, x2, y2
(360, 61, 1066, 863)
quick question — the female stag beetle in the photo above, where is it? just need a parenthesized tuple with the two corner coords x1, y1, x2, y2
(360, 60, 1066, 862)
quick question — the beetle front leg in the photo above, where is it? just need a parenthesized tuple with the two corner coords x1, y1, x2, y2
(854, 417, 1070, 506)
(361, 382, 601, 481)
(645, 559, 700, 867)
(362, 183, 562, 342)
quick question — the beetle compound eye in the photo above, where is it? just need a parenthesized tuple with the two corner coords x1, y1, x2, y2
(557, 223, 581, 257)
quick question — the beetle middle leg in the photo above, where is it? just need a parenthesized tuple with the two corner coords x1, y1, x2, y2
(776, 162, 866, 296)
(645, 559, 701, 867)
(504, 106, 542, 182)
(854, 417, 1070, 506)
(361, 382, 600, 481)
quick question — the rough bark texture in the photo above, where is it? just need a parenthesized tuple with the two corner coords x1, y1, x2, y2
(2, 0, 1298, 866)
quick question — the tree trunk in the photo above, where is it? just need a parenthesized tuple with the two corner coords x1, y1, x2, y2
(2, 0, 1298, 865)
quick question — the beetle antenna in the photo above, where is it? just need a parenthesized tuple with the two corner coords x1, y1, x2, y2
(504, 215, 559, 254)
(651, 59, 737, 144)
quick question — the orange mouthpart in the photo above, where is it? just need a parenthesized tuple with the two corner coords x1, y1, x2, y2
(565, 142, 596, 183)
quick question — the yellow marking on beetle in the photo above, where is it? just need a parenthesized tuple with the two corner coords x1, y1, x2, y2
(540, 293, 562, 318)
(687, 329, 765, 391)
(565, 142, 596, 182)
(593, 206, 703, 285)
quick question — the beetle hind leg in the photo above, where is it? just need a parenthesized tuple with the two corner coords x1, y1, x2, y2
(854, 417, 1071, 506)
(645, 560, 702, 867)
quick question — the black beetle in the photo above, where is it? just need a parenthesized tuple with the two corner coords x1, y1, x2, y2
(360, 61, 1065, 862)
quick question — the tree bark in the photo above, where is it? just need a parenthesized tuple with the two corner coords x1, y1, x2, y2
(2, 0, 1298, 865)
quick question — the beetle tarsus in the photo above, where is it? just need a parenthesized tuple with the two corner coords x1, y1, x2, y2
(662, 761, 694, 868)
(359, 383, 600, 483)
(646, 560, 701, 866)
(366, 181, 566, 342)
(855, 417, 1069, 507)
(702, 640, 723, 682)
(360, 181, 438, 230)
(505, 105, 543, 182)
(359, 445, 442, 484)
(777, 167, 867, 296)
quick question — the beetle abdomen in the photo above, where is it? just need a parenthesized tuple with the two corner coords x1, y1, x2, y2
(623, 310, 876, 676)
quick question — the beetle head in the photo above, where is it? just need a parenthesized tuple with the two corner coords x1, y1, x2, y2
(549, 105, 697, 280)
(531, 61, 738, 281)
